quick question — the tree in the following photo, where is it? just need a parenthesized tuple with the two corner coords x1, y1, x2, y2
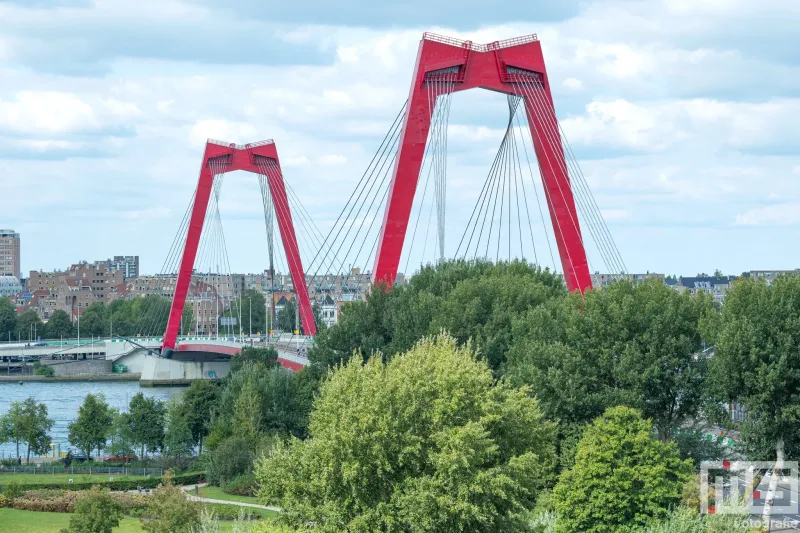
(68, 393, 114, 458)
(0, 297, 17, 341)
(230, 346, 278, 373)
(506, 280, 713, 441)
(164, 396, 194, 458)
(553, 406, 693, 533)
(708, 275, 800, 525)
(125, 393, 166, 458)
(79, 303, 106, 336)
(60, 486, 124, 533)
(3, 397, 54, 463)
(107, 410, 136, 458)
(44, 310, 74, 339)
(178, 380, 220, 454)
(221, 289, 266, 337)
(140, 470, 200, 533)
(276, 298, 297, 333)
(258, 334, 557, 532)
(15, 310, 43, 341)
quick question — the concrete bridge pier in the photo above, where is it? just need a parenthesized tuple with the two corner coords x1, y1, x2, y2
(139, 354, 230, 386)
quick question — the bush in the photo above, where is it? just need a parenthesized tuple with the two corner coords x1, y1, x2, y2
(33, 362, 55, 377)
(60, 486, 124, 533)
(223, 473, 257, 497)
(7, 489, 149, 514)
(201, 503, 262, 521)
(207, 436, 253, 487)
(0, 471, 205, 492)
(3, 481, 23, 499)
(140, 470, 200, 533)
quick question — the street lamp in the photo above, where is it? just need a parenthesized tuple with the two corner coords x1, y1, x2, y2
(248, 297, 252, 338)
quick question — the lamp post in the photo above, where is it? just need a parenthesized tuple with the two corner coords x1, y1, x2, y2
(248, 297, 252, 338)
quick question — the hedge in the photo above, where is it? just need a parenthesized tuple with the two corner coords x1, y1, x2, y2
(0, 472, 205, 492)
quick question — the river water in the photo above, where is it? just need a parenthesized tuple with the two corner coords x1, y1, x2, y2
(0, 381, 183, 459)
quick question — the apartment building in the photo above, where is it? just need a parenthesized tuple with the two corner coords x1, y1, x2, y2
(0, 229, 21, 279)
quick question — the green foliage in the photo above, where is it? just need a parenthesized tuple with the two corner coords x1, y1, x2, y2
(275, 298, 298, 333)
(68, 393, 114, 458)
(310, 259, 565, 370)
(1, 397, 54, 462)
(553, 406, 693, 533)
(258, 334, 557, 532)
(231, 346, 278, 374)
(107, 410, 137, 458)
(506, 280, 713, 440)
(0, 297, 16, 340)
(140, 471, 201, 533)
(3, 481, 23, 499)
(32, 362, 55, 377)
(0, 472, 206, 493)
(15, 310, 43, 340)
(178, 380, 220, 454)
(60, 486, 124, 533)
(220, 289, 267, 337)
(640, 501, 751, 533)
(44, 310, 75, 339)
(709, 275, 800, 458)
(124, 392, 166, 458)
(207, 436, 255, 487)
(164, 396, 195, 458)
(223, 473, 258, 497)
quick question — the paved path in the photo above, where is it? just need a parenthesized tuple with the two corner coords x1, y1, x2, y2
(180, 483, 280, 512)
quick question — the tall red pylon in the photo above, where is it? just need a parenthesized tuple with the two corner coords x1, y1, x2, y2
(372, 33, 592, 292)
(162, 139, 316, 354)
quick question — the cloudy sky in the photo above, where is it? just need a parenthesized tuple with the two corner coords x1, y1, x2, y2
(2, 0, 799, 279)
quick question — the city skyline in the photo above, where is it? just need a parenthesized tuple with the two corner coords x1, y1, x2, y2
(2, 0, 799, 276)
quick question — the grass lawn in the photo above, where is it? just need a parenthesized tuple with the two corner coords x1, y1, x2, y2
(0, 473, 147, 485)
(0, 509, 242, 532)
(198, 485, 261, 505)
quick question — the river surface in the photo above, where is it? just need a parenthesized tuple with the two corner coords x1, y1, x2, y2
(0, 381, 183, 459)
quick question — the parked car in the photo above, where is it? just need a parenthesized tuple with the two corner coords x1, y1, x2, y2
(103, 455, 136, 463)
(71, 453, 90, 463)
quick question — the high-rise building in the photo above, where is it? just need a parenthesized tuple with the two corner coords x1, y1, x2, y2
(100, 256, 139, 279)
(0, 229, 21, 279)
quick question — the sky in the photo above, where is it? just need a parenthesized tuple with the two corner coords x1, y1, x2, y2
(1, 0, 799, 278)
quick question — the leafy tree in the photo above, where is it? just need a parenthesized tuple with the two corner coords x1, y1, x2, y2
(140, 470, 200, 533)
(0, 297, 16, 341)
(506, 280, 713, 441)
(310, 259, 564, 370)
(207, 435, 255, 487)
(164, 396, 194, 458)
(68, 393, 114, 458)
(276, 298, 298, 333)
(107, 410, 137, 458)
(44, 310, 74, 339)
(708, 275, 800, 524)
(125, 392, 166, 458)
(258, 334, 557, 532)
(15, 310, 43, 341)
(178, 380, 220, 454)
(221, 289, 267, 336)
(59, 486, 124, 533)
(553, 406, 693, 533)
(79, 303, 106, 336)
(230, 346, 278, 373)
(3, 397, 54, 462)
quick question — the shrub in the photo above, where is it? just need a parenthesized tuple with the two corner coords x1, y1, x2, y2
(207, 436, 253, 487)
(59, 486, 124, 533)
(223, 473, 257, 497)
(0, 471, 205, 493)
(3, 481, 23, 499)
(8, 489, 149, 514)
(33, 362, 55, 377)
(0, 494, 7, 508)
(140, 470, 201, 533)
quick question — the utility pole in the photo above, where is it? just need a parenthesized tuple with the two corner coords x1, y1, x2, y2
(248, 296, 252, 338)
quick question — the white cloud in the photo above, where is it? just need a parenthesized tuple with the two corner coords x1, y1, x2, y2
(0, 92, 97, 135)
(562, 77, 583, 90)
(318, 154, 347, 166)
(735, 204, 800, 227)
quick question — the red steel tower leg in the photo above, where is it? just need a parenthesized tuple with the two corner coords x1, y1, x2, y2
(372, 33, 592, 292)
(162, 140, 316, 354)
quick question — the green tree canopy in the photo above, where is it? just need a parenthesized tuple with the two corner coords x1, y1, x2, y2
(506, 280, 714, 440)
(44, 310, 75, 339)
(140, 471, 200, 533)
(124, 392, 165, 458)
(164, 396, 194, 458)
(178, 380, 220, 454)
(68, 393, 114, 458)
(3, 397, 54, 462)
(553, 406, 693, 533)
(258, 334, 557, 532)
(15, 310, 43, 341)
(0, 297, 17, 341)
(60, 486, 124, 533)
(709, 275, 800, 460)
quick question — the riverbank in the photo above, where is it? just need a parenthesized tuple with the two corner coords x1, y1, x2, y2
(0, 373, 141, 382)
